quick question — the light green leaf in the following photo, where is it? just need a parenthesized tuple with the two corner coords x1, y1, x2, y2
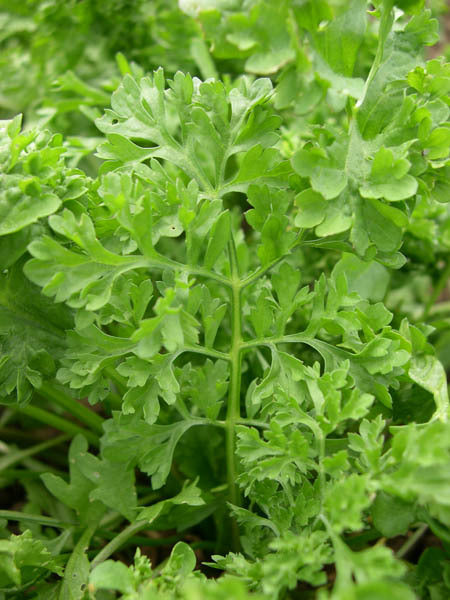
(89, 561, 134, 595)
(310, 168, 348, 200)
(409, 354, 449, 421)
(294, 189, 326, 228)
(204, 211, 231, 270)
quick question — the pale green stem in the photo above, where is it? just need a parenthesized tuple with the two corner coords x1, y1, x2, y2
(214, 419, 269, 430)
(104, 366, 127, 394)
(15, 404, 99, 447)
(0, 510, 76, 528)
(241, 333, 310, 350)
(316, 429, 326, 510)
(240, 237, 303, 290)
(38, 381, 104, 433)
(226, 238, 243, 550)
(91, 520, 148, 569)
(182, 344, 230, 362)
(396, 524, 428, 559)
(356, 0, 394, 109)
(0, 433, 70, 471)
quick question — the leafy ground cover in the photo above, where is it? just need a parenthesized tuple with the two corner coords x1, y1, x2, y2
(1, 0, 450, 598)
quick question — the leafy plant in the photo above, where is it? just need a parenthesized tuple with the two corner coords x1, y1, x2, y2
(0, 1, 450, 599)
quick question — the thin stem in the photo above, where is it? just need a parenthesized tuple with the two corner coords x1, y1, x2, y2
(396, 524, 428, 559)
(105, 390, 122, 410)
(236, 419, 269, 430)
(91, 520, 148, 569)
(96, 531, 181, 547)
(158, 254, 231, 288)
(241, 333, 310, 350)
(225, 237, 242, 550)
(240, 238, 302, 290)
(38, 382, 104, 434)
(15, 404, 99, 447)
(99, 492, 160, 530)
(356, 0, 393, 109)
(186, 265, 232, 288)
(0, 510, 76, 528)
(0, 433, 70, 471)
(182, 344, 230, 362)
(214, 419, 269, 430)
(316, 429, 326, 511)
(105, 366, 127, 395)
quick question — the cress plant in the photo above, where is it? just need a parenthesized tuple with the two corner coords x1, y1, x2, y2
(1, 1, 450, 599)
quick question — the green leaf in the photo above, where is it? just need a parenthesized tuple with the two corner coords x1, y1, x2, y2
(101, 415, 201, 489)
(357, 8, 439, 139)
(76, 453, 137, 521)
(181, 359, 228, 420)
(331, 254, 390, 302)
(325, 474, 371, 533)
(311, 0, 367, 77)
(138, 480, 204, 523)
(163, 541, 197, 576)
(0, 530, 62, 589)
(204, 211, 231, 270)
(310, 168, 348, 200)
(60, 526, 94, 600)
(89, 561, 134, 595)
(250, 290, 274, 338)
(294, 189, 327, 228)
(360, 176, 418, 202)
(96, 70, 282, 195)
(409, 354, 449, 421)
(425, 127, 450, 160)
(371, 492, 416, 537)
(0, 264, 71, 405)
(361, 198, 404, 252)
(41, 435, 104, 523)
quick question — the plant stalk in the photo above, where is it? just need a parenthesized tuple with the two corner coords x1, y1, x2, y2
(91, 520, 148, 569)
(15, 404, 99, 447)
(0, 433, 70, 471)
(225, 238, 242, 550)
(38, 381, 104, 433)
(0, 510, 76, 528)
(396, 524, 428, 559)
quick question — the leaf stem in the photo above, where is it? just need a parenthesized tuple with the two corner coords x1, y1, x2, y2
(105, 366, 127, 395)
(38, 381, 104, 434)
(225, 237, 242, 550)
(0, 433, 70, 471)
(214, 419, 269, 429)
(183, 344, 230, 362)
(91, 520, 148, 569)
(0, 510, 76, 528)
(316, 428, 326, 511)
(356, 0, 393, 109)
(396, 524, 428, 559)
(241, 333, 310, 350)
(158, 255, 232, 287)
(15, 404, 99, 447)
(240, 238, 302, 290)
